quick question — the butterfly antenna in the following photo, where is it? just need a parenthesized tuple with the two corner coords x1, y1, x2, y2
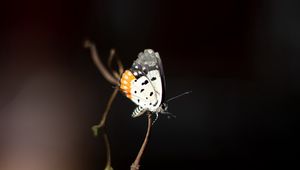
(166, 91, 192, 103)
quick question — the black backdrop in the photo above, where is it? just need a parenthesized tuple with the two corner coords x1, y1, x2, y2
(0, 0, 299, 169)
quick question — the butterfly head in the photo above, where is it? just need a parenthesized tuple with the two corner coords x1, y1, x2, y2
(156, 102, 168, 113)
(161, 102, 168, 111)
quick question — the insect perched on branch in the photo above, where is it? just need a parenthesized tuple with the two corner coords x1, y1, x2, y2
(120, 49, 190, 124)
(85, 42, 190, 170)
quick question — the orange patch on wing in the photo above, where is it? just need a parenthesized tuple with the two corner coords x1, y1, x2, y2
(120, 70, 136, 99)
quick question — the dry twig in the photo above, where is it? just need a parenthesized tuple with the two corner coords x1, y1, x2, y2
(103, 133, 113, 170)
(84, 39, 121, 135)
(84, 40, 120, 170)
(85, 39, 153, 170)
(84, 40, 119, 85)
(91, 87, 119, 136)
(131, 112, 152, 170)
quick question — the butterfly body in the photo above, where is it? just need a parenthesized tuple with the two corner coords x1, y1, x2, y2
(120, 49, 168, 118)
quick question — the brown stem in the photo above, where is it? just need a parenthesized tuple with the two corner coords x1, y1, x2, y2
(84, 40, 118, 85)
(91, 87, 119, 137)
(103, 132, 113, 170)
(131, 113, 152, 170)
(107, 48, 124, 81)
(84, 40, 126, 170)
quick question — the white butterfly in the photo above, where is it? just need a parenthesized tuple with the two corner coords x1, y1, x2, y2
(120, 49, 190, 122)
(120, 49, 169, 119)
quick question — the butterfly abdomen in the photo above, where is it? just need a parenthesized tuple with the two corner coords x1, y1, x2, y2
(132, 106, 146, 117)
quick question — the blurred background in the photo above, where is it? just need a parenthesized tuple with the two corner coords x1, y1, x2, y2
(0, 0, 299, 169)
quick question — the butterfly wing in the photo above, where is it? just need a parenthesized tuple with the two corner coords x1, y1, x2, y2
(120, 49, 165, 115)
(130, 49, 165, 109)
(153, 51, 166, 102)
(120, 69, 158, 117)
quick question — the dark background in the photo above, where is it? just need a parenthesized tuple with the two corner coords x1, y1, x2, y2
(0, 0, 299, 169)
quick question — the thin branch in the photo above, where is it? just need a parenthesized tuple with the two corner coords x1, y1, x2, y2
(103, 132, 113, 170)
(85, 40, 155, 170)
(131, 112, 152, 170)
(91, 87, 119, 137)
(107, 49, 123, 81)
(84, 39, 124, 170)
(84, 40, 118, 85)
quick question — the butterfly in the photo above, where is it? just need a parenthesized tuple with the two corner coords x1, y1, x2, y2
(119, 49, 169, 119)
(119, 49, 190, 122)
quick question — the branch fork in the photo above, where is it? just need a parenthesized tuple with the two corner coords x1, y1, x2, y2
(84, 40, 153, 170)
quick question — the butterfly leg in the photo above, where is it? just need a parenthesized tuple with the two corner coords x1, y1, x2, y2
(151, 112, 159, 125)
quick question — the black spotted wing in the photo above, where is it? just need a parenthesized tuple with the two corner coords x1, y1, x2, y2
(129, 49, 165, 112)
